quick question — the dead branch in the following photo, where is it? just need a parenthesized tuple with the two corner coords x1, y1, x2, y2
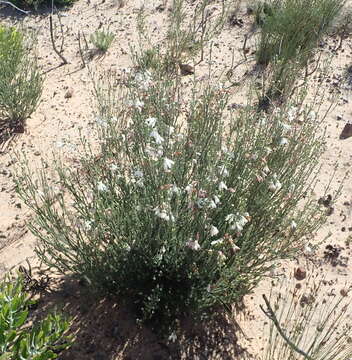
(289, 52, 322, 97)
(49, 14, 68, 65)
(243, 34, 248, 61)
(78, 31, 86, 68)
(57, 11, 65, 53)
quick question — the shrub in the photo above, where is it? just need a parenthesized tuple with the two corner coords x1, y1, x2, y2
(255, 0, 343, 99)
(256, 0, 343, 66)
(90, 29, 115, 54)
(16, 53, 330, 332)
(0, 26, 42, 137)
(11, 0, 76, 11)
(0, 273, 73, 359)
(262, 275, 352, 359)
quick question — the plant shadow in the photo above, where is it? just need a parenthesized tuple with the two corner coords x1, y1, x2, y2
(28, 274, 253, 360)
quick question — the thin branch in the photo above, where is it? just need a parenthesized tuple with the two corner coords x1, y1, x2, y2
(0, 0, 30, 14)
(82, 31, 89, 51)
(78, 31, 86, 69)
(242, 34, 248, 61)
(49, 15, 68, 65)
(289, 52, 321, 97)
(260, 294, 314, 360)
(57, 11, 65, 53)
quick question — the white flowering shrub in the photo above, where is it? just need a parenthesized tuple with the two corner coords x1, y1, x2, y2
(16, 56, 329, 331)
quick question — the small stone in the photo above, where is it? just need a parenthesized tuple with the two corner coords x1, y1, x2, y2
(34, 151, 41, 156)
(64, 88, 74, 99)
(340, 288, 348, 297)
(178, 63, 194, 76)
(294, 267, 306, 281)
(340, 123, 352, 140)
(15, 202, 21, 209)
(337, 115, 343, 121)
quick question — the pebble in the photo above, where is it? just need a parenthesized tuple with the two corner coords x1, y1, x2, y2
(294, 267, 306, 281)
(64, 88, 74, 99)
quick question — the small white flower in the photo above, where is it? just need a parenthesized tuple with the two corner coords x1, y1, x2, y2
(287, 106, 298, 122)
(210, 225, 219, 237)
(186, 239, 201, 251)
(263, 165, 270, 174)
(213, 195, 220, 205)
(110, 164, 118, 172)
(218, 165, 229, 177)
(168, 125, 175, 135)
(145, 117, 157, 127)
(217, 251, 226, 262)
(230, 222, 244, 232)
(156, 245, 166, 261)
(163, 157, 175, 171)
(134, 99, 144, 109)
(304, 244, 313, 255)
(154, 207, 170, 221)
(225, 214, 235, 223)
(134, 170, 144, 178)
(290, 220, 297, 231)
(185, 184, 194, 193)
(150, 130, 164, 144)
(308, 111, 316, 121)
(259, 117, 267, 126)
(135, 71, 152, 90)
(153, 204, 174, 222)
(96, 116, 108, 127)
(251, 153, 258, 161)
(226, 213, 249, 232)
(146, 145, 163, 159)
(288, 184, 296, 193)
(264, 146, 273, 154)
(168, 332, 177, 343)
(169, 184, 181, 196)
(218, 181, 228, 191)
(208, 200, 217, 209)
(280, 122, 292, 132)
(97, 181, 108, 192)
(268, 182, 277, 192)
(84, 220, 92, 231)
(278, 137, 289, 146)
(211, 238, 224, 246)
(268, 175, 282, 192)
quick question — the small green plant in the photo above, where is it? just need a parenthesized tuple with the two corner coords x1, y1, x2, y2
(255, 0, 343, 100)
(0, 273, 73, 359)
(90, 29, 115, 54)
(256, 0, 343, 66)
(262, 274, 352, 359)
(0, 26, 42, 139)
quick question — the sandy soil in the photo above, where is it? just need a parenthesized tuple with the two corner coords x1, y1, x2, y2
(0, 0, 351, 358)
